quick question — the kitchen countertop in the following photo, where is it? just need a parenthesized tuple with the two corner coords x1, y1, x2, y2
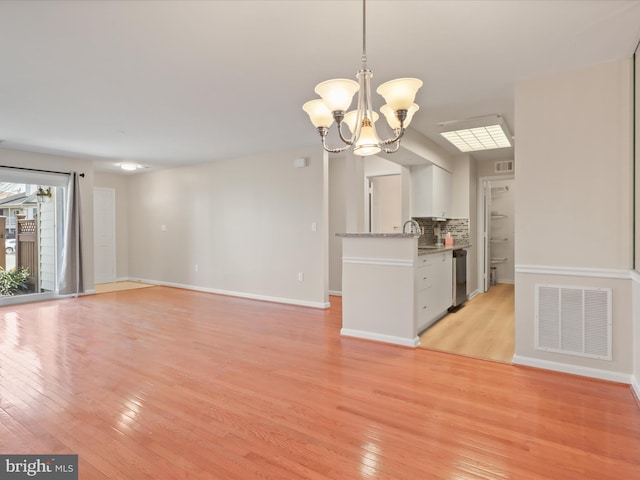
(418, 243, 471, 255)
(336, 233, 420, 238)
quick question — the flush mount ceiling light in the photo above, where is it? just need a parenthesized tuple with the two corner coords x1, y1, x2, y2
(119, 163, 138, 171)
(439, 114, 512, 152)
(303, 0, 422, 157)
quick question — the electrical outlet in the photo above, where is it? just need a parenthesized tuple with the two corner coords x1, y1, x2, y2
(194, 264, 198, 273)
(297, 272, 304, 282)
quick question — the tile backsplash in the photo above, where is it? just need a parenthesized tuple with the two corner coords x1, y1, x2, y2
(413, 218, 469, 246)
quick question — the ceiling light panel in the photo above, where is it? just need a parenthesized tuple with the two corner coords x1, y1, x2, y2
(439, 114, 512, 152)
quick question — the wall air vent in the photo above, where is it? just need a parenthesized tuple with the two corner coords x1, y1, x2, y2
(495, 160, 513, 173)
(535, 284, 611, 360)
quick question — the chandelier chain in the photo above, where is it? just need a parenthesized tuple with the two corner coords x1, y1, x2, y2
(361, 0, 367, 66)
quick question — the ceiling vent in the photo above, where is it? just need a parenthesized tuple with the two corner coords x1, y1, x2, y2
(495, 160, 513, 173)
(535, 284, 611, 360)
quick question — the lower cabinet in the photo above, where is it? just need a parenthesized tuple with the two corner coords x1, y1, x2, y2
(415, 251, 453, 333)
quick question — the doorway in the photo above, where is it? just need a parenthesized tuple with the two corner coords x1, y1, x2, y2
(479, 176, 515, 292)
(419, 174, 515, 363)
(93, 187, 116, 284)
(368, 174, 402, 233)
(0, 175, 65, 302)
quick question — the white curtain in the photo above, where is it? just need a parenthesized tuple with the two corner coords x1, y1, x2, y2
(58, 172, 84, 295)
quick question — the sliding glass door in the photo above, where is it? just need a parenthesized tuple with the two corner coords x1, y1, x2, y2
(0, 168, 69, 303)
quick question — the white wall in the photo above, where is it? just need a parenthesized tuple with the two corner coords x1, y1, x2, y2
(451, 154, 478, 294)
(632, 274, 640, 397)
(329, 156, 347, 294)
(392, 129, 455, 172)
(476, 157, 513, 178)
(126, 146, 328, 308)
(0, 148, 95, 292)
(94, 172, 129, 280)
(514, 58, 634, 379)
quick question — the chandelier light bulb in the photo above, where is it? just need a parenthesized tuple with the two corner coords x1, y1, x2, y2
(353, 119, 382, 156)
(381, 103, 419, 130)
(314, 79, 359, 113)
(376, 78, 423, 111)
(343, 110, 379, 135)
(303, 99, 334, 128)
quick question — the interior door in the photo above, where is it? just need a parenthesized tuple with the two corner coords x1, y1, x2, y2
(93, 187, 116, 284)
(370, 174, 402, 233)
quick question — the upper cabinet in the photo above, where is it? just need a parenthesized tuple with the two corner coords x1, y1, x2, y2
(410, 165, 452, 218)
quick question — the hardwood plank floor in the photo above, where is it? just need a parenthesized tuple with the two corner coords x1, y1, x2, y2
(95, 281, 154, 294)
(419, 283, 515, 363)
(1, 286, 639, 479)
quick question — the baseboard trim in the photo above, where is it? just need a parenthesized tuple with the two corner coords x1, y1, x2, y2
(340, 328, 419, 348)
(632, 376, 640, 403)
(513, 355, 632, 384)
(515, 265, 631, 280)
(467, 289, 480, 300)
(130, 278, 330, 309)
(328, 290, 342, 296)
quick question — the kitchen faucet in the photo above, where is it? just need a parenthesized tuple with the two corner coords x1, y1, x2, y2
(402, 219, 422, 235)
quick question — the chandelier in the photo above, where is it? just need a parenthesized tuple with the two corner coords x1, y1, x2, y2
(303, 0, 422, 157)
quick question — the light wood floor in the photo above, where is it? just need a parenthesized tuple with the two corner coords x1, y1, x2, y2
(1, 287, 639, 479)
(95, 280, 154, 294)
(419, 283, 515, 363)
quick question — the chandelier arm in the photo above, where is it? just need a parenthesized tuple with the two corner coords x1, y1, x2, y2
(381, 126, 405, 145)
(381, 142, 401, 154)
(337, 122, 356, 146)
(317, 127, 353, 153)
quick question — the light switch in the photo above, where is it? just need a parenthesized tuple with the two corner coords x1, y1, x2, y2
(161, 224, 167, 231)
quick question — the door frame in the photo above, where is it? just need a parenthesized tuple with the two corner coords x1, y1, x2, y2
(364, 170, 402, 233)
(477, 174, 514, 293)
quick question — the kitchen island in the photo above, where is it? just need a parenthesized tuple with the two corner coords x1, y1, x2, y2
(338, 233, 465, 347)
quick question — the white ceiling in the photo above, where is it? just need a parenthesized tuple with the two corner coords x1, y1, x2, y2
(0, 0, 639, 174)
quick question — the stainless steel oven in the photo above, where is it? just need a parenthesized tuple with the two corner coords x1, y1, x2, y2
(451, 249, 467, 309)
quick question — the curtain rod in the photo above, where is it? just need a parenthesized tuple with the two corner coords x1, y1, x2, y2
(0, 165, 84, 177)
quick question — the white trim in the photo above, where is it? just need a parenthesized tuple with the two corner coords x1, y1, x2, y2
(81, 289, 97, 295)
(130, 278, 330, 309)
(515, 264, 631, 279)
(340, 328, 420, 347)
(632, 376, 640, 402)
(631, 269, 640, 282)
(342, 257, 414, 267)
(328, 290, 342, 296)
(0, 291, 59, 306)
(467, 289, 480, 300)
(513, 355, 632, 384)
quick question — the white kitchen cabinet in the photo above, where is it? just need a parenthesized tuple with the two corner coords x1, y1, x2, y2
(415, 251, 453, 333)
(411, 165, 452, 218)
